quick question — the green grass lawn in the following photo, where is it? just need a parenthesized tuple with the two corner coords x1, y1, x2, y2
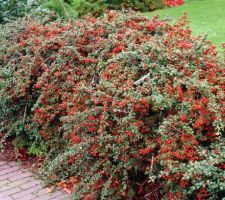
(145, 0, 225, 47)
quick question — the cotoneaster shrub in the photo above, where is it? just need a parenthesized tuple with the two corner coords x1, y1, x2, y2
(0, 11, 224, 199)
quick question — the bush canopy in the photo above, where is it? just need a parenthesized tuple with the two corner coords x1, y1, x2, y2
(0, 11, 224, 199)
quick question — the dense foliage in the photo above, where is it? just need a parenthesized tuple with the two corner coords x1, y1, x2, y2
(76, 0, 185, 17)
(0, 11, 224, 199)
(0, 0, 57, 24)
(42, 0, 80, 18)
(0, 0, 28, 23)
(77, 0, 165, 17)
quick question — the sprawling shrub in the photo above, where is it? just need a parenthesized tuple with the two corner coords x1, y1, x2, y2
(0, 11, 224, 199)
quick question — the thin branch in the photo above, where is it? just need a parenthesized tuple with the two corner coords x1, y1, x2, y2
(150, 153, 154, 172)
(195, 32, 208, 51)
(134, 73, 150, 86)
(23, 104, 27, 124)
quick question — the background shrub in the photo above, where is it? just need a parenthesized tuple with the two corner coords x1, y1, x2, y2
(0, 0, 45, 23)
(77, 0, 165, 16)
(0, 0, 28, 23)
(42, 0, 80, 18)
(0, 11, 224, 199)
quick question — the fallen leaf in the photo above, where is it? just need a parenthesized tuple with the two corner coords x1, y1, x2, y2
(63, 187, 72, 194)
(57, 181, 66, 188)
(46, 186, 54, 193)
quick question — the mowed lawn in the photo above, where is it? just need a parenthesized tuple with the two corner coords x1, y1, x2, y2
(145, 0, 225, 47)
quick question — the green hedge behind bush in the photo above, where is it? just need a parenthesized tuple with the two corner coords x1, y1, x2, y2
(77, 0, 164, 16)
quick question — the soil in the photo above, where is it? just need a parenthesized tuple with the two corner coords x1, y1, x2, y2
(0, 138, 16, 161)
(0, 138, 43, 171)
